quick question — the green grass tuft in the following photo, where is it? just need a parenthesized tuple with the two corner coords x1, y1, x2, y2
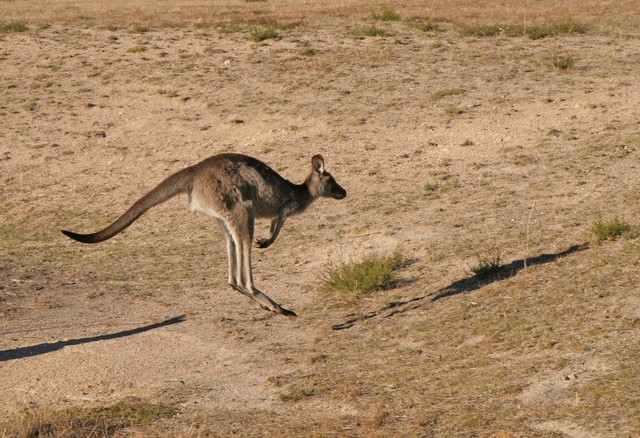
(590, 217, 631, 241)
(321, 251, 404, 295)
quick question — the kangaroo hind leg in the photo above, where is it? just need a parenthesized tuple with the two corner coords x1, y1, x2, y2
(226, 211, 297, 317)
(217, 218, 241, 291)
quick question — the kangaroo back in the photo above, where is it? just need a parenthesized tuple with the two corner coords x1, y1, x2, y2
(61, 166, 195, 244)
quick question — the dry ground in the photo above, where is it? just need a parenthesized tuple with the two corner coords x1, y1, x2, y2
(1, 1, 640, 436)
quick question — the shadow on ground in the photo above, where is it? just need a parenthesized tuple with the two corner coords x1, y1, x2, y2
(0, 315, 186, 361)
(332, 243, 589, 330)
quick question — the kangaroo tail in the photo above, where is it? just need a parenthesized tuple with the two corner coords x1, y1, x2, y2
(61, 166, 195, 244)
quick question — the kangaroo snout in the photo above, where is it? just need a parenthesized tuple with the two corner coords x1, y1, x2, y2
(334, 188, 347, 199)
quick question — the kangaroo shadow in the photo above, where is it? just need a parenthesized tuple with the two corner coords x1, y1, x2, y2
(332, 242, 589, 330)
(0, 315, 186, 361)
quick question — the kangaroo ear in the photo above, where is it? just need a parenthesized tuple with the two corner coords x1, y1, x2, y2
(312, 155, 325, 173)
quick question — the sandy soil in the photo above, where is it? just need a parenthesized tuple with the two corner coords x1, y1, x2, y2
(1, 19, 639, 436)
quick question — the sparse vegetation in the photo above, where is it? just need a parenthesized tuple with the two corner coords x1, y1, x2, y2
(6, 401, 175, 437)
(320, 251, 404, 295)
(590, 217, 631, 241)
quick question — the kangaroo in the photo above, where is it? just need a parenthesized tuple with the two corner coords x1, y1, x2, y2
(62, 153, 347, 317)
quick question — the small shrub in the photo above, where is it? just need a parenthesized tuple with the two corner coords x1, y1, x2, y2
(590, 218, 631, 241)
(372, 7, 400, 22)
(321, 251, 404, 295)
(0, 21, 28, 32)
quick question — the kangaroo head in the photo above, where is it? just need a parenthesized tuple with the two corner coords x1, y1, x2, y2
(308, 155, 347, 200)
